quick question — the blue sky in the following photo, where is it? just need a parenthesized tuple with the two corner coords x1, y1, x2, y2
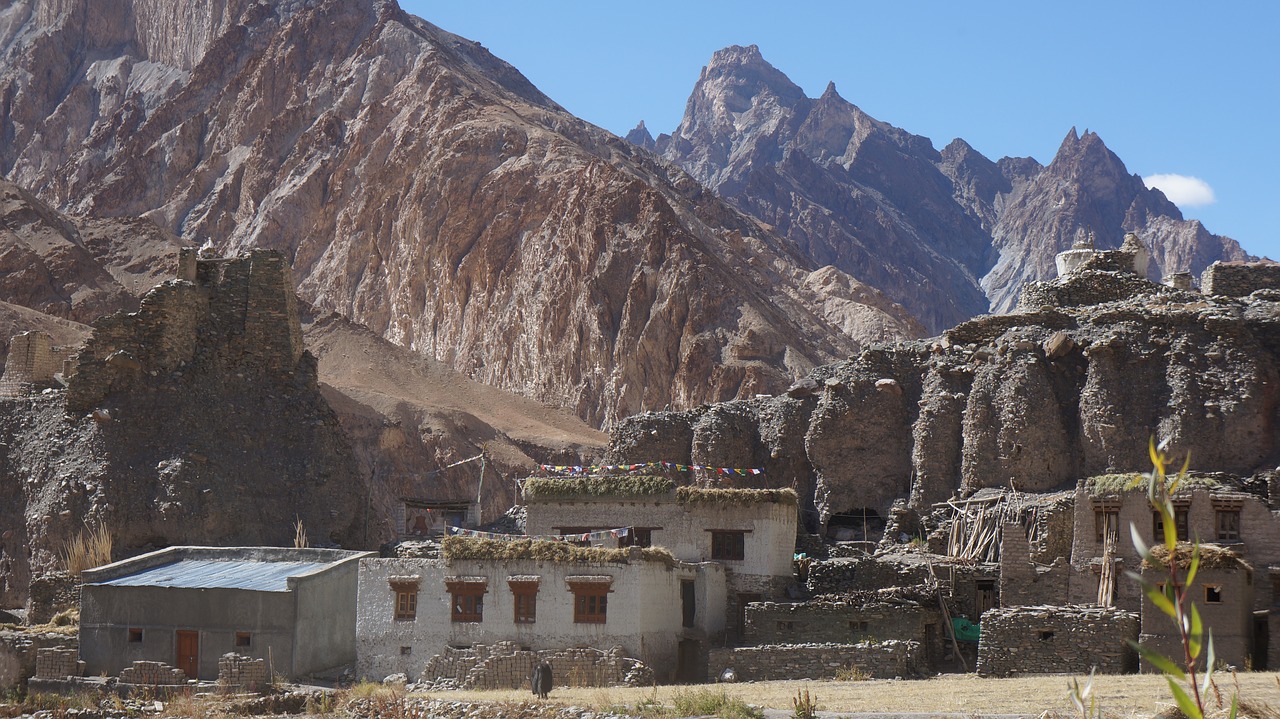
(402, 1, 1278, 260)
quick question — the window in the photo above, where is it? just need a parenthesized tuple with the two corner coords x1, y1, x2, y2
(448, 581, 486, 622)
(128, 628, 143, 643)
(1152, 506, 1189, 541)
(400, 646, 412, 656)
(1215, 510, 1241, 541)
(620, 527, 655, 548)
(710, 530, 747, 561)
(394, 588, 418, 621)
(509, 579, 539, 624)
(235, 632, 251, 648)
(776, 621, 795, 630)
(1204, 584, 1223, 604)
(1094, 508, 1119, 543)
(554, 527, 597, 547)
(569, 581, 611, 624)
(1038, 630, 1055, 641)
(849, 620, 868, 632)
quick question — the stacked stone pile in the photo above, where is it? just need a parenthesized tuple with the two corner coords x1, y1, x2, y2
(217, 653, 267, 691)
(708, 640, 920, 681)
(118, 660, 187, 685)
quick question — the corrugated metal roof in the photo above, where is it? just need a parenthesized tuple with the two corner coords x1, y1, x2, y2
(89, 559, 333, 592)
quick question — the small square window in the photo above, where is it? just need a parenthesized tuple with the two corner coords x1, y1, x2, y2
(1204, 585, 1223, 604)
(395, 589, 419, 621)
(570, 583, 610, 624)
(776, 621, 795, 630)
(1038, 630, 1055, 641)
(848, 620, 868, 632)
(128, 628, 143, 643)
(235, 632, 251, 648)
(400, 646, 412, 656)
(710, 530, 746, 561)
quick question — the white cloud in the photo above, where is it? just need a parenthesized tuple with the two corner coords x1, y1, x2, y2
(1143, 173, 1217, 208)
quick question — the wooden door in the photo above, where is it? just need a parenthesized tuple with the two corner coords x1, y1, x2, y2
(175, 630, 199, 679)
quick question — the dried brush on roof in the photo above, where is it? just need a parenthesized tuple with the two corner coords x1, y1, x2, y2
(676, 486, 797, 507)
(522, 475, 675, 499)
(441, 536, 676, 566)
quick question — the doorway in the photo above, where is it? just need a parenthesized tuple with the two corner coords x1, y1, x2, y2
(176, 630, 199, 679)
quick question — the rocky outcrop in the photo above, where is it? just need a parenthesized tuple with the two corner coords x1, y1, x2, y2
(0, 0, 922, 427)
(646, 46, 1251, 333)
(608, 267, 1280, 528)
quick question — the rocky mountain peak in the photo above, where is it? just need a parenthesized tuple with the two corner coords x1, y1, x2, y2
(624, 120, 656, 150)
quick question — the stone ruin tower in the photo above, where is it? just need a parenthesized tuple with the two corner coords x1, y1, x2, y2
(65, 249, 306, 413)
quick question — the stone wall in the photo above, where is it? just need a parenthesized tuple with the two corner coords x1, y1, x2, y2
(0, 630, 77, 691)
(708, 640, 920, 681)
(418, 642, 652, 690)
(0, 332, 60, 396)
(26, 572, 78, 625)
(744, 599, 941, 657)
(1201, 261, 1280, 297)
(118, 660, 187, 685)
(976, 605, 1138, 677)
(218, 652, 268, 691)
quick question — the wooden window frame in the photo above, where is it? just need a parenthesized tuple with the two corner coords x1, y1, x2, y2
(1204, 584, 1223, 604)
(708, 529, 747, 561)
(1094, 508, 1119, 543)
(392, 586, 419, 621)
(1215, 509, 1241, 542)
(569, 582, 610, 624)
(509, 581, 539, 625)
(448, 582, 486, 623)
(620, 527, 657, 548)
(1152, 506, 1189, 541)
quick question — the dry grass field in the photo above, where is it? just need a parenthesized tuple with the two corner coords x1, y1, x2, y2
(419, 671, 1280, 717)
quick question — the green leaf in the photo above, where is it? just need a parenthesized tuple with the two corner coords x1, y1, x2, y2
(1149, 436, 1163, 474)
(1145, 583, 1178, 618)
(1201, 630, 1217, 697)
(1130, 640, 1186, 680)
(1186, 545, 1200, 587)
(1158, 503, 1178, 550)
(1130, 522, 1151, 559)
(1166, 677, 1204, 719)
(1228, 692, 1239, 719)
(1188, 602, 1203, 659)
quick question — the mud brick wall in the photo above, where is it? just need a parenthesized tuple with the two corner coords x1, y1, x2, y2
(119, 660, 187, 685)
(0, 631, 78, 690)
(419, 642, 651, 690)
(708, 640, 919, 681)
(0, 332, 57, 396)
(33, 647, 82, 679)
(976, 605, 1138, 677)
(1000, 523, 1069, 607)
(1202, 262, 1280, 297)
(218, 652, 268, 690)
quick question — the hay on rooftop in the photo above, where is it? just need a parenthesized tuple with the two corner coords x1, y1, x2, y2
(441, 536, 677, 567)
(675, 486, 797, 507)
(1142, 542, 1250, 572)
(522, 475, 674, 499)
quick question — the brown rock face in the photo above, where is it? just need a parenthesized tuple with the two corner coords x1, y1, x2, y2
(648, 47, 1251, 333)
(608, 271, 1280, 529)
(0, 0, 921, 427)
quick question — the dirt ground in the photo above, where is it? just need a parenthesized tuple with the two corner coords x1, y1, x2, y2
(419, 671, 1280, 717)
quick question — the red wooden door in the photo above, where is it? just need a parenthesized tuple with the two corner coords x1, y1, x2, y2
(175, 630, 199, 679)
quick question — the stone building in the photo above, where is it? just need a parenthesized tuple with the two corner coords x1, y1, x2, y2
(521, 477, 798, 637)
(1201, 260, 1280, 297)
(976, 605, 1139, 677)
(356, 539, 726, 683)
(1139, 545, 1254, 670)
(1067, 476, 1279, 614)
(80, 546, 370, 681)
(0, 331, 75, 397)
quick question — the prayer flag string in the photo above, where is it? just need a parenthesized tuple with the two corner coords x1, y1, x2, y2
(536, 461, 764, 476)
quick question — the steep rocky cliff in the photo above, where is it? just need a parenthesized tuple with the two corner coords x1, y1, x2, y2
(647, 45, 1251, 333)
(0, 0, 922, 427)
(608, 259, 1280, 531)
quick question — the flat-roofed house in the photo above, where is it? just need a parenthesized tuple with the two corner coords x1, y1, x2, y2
(80, 546, 372, 681)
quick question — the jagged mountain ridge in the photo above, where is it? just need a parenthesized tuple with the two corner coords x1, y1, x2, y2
(642, 45, 1251, 332)
(0, 0, 923, 428)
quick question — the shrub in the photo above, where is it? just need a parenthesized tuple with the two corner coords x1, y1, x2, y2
(60, 523, 113, 577)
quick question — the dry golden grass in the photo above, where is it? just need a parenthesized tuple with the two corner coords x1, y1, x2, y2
(59, 523, 112, 576)
(410, 672, 1280, 717)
